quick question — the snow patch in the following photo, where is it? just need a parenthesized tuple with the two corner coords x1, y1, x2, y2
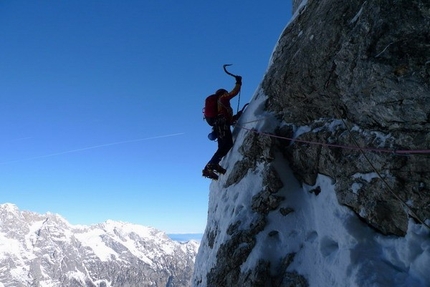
(353, 172, 378, 182)
(75, 229, 117, 262)
(370, 130, 392, 147)
(294, 125, 312, 138)
(350, 3, 365, 24)
(351, 182, 363, 194)
(67, 271, 88, 285)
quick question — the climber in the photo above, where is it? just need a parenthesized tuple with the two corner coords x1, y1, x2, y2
(202, 75, 243, 180)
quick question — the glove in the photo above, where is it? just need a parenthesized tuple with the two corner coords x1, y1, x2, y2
(231, 111, 243, 124)
(235, 75, 242, 85)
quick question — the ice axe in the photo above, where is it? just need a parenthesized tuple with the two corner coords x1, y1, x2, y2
(222, 64, 243, 113)
(223, 64, 238, 78)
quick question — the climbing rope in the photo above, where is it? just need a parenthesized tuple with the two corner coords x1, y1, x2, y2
(237, 120, 430, 155)
(326, 63, 429, 229)
(236, 121, 430, 230)
(235, 92, 430, 230)
(332, 105, 430, 230)
(237, 91, 241, 114)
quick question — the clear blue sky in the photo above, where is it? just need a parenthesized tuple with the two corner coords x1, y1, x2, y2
(0, 1, 292, 233)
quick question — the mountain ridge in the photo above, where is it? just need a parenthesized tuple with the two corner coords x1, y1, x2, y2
(0, 203, 198, 287)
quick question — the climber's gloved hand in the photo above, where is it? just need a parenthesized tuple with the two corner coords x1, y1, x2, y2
(235, 75, 242, 85)
(231, 111, 243, 125)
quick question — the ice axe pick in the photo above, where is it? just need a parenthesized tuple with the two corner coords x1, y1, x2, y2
(223, 64, 238, 78)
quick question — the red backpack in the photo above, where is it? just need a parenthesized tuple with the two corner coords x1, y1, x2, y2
(203, 94, 219, 126)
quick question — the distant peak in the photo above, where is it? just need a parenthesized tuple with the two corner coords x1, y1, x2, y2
(0, 202, 19, 212)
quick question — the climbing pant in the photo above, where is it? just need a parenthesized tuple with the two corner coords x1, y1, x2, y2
(208, 121, 233, 165)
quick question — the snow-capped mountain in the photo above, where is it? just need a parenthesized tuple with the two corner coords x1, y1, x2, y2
(0, 203, 198, 287)
(193, 0, 430, 286)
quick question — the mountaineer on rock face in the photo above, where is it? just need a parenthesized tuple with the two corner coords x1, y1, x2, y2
(202, 70, 243, 180)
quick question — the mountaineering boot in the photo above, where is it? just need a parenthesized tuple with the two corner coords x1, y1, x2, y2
(207, 163, 226, 175)
(202, 165, 219, 180)
(213, 164, 226, 174)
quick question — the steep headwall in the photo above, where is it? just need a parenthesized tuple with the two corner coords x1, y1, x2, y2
(193, 0, 430, 286)
(263, 0, 430, 236)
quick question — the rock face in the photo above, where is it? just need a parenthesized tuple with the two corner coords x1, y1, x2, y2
(193, 0, 430, 286)
(0, 203, 198, 287)
(264, 0, 430, 236)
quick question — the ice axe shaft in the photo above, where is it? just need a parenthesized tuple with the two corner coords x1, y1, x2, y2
(223, 64, 241, 113)
(223, 64, 237, 78)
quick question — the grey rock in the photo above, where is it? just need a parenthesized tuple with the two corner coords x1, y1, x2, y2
(264, 0, 430, 236)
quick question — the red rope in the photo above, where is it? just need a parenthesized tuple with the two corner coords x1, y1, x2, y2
(237, 125, 430, 155)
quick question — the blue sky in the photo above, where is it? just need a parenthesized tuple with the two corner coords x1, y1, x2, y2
(0, 1, 292, 233)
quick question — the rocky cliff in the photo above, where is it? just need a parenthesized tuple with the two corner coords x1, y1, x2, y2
(193, 0, 430, 286)
(266, 0, 430, 236)
(0, 203, 198, 287)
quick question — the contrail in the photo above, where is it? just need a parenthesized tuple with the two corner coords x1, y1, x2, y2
(0, 133, 184, 165)
(6, 137, 33, 143)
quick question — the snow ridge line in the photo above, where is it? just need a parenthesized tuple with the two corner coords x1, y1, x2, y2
(236, 124, 430, 155)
